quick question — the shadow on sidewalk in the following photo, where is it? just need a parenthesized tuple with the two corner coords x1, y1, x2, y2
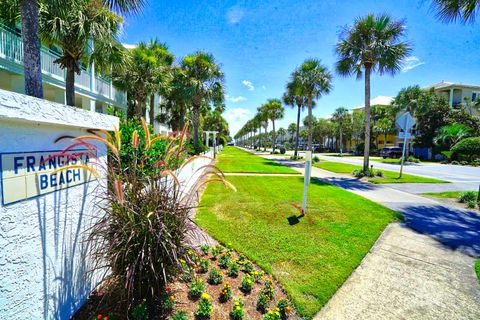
(398, 204, 480, 257)
(318, 177, 378, 192)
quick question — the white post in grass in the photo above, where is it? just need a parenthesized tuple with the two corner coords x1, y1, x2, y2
(302, 151, 312, 215)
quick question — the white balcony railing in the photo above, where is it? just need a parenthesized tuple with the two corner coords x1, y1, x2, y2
(0, 23, 126, 107)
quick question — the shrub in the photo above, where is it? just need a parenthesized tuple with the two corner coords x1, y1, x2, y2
(218, 253, 232, 269)
(263, 309, 282, 320)
(132, 299, 148, 320)
(467, 200, 477, 209)
(228, 262, 240, 277)
(230, 297, 244, 320)
(55, 117, 234, 313)
(352, 169, 365, 178)
(179, 258, 194, 282)
(375, 170, 384, 177)
(240, 274, 254, 293)
(207, 268, 224, 285)
(172, 311, 189, 320)
(161, 287, 176, 311)
(459, 191, 477, 203)
(189, 278, 205, 299)
(257, 292, 270, 313)
(407, 155, 420, 163)
(277, 298, 291, 319)
(198, 257, 211, 273)
(252, 270, 265, 282)
(219, 281, 232, 302)
(262, 278, 275, 299)
(195, 293, 213, 319)
(242, 261, 254, 274)
(200, 245, 210, 256)
(312, 155, 320, 163)
(451, 137, 480, 161)
(451, 160, 460, 165)
(290, 155, 303, 160)
(211, 245, 223, 259)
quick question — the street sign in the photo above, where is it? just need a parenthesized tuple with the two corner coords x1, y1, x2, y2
(396, 112, 416, 131)
(398, 132, 412, 139)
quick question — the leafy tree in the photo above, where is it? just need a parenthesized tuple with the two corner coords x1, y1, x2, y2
(415, 102, 452, 147)
(204, 109, 230, 146)
(434, 123, 473, 149)
(336, 13, 411, 171)
(332, 107, 350, 154)
(180, 52, 225, 153)
(259, 99, 284, 152)
(277, 128, 287, 144)
(351, 111, 365, 148)
(287, 123, 297, 143)
(294, 59, 332, 152)
(451, 137, 480, 160)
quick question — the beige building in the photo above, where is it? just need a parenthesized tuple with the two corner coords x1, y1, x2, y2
(428, 81, 480, 110)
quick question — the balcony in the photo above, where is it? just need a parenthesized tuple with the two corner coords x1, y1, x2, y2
(0, 23, 126, 108)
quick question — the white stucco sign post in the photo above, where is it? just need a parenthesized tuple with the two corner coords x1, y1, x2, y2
(396, 112, 416, 178)
(0, 89, 118, 319)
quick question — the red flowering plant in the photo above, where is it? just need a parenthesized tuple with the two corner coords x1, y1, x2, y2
(52, 117, 235, 315)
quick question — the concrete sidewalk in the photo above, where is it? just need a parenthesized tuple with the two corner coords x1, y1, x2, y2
(257, 153, 480, 320)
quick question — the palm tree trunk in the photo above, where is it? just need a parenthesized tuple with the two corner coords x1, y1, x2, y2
(65, 67, 75, 106)
(363, 65, 372, 172)
(149, 94, 155, 126)
(307, 96, 313, 152)
(295, 105, 301, 157)
(263, 126, 267, 151)
(21, 0, 43, 98)
(340, 127, 343, 155)
(384, 133, 387, 147)
(193, 104, 201, 153)
(272, 120, 276, 153)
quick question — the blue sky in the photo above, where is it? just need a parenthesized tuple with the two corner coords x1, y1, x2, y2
(121, 0, 480, 136)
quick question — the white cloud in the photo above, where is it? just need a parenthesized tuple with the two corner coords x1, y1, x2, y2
(242, 80, 255, 91)
(226, 6, 245, 24)
(401, 56, 425, 73)
(226, 95, 247, 103)
(122, 43, 137, 49)
(224, 107, 252, 135)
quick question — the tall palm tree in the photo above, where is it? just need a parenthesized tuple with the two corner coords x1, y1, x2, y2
(277, 128, 287, 144)
(40, 0, 123, 106)
(336, 13, 411, 171)
(256, 107, 269, 151)
(259, 99, 284, 153)
(18, 0, 144, 99)
(294, 59, 332, 153)
(433, 0, 480, 23)
(283, 76, 310, 157)
(181, 52, 225, 153)
(331, 107, 349, 155)
(287, 123, 297, 143)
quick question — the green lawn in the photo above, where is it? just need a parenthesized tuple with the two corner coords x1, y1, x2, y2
(216, 147, 299, 174)
(475, 259, 480, 282)
(421, 191, 467, 198)
(313, 161, 447, 184)
(197, 176, 399, 317)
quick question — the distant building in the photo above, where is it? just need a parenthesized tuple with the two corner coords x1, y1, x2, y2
(427, 81, 480, 108)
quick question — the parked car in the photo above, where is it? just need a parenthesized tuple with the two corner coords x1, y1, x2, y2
(380, 147, 403, 159)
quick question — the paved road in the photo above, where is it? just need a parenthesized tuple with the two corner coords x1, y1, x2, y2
(256, 153, 480, 319)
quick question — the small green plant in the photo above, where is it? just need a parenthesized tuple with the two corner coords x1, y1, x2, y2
(218, 253, 232, 269)
(230, 297, 244, 320)
(195, 293, 213, 319)
(375, 170, 383, 177)
(179, 258, 194, 282)
(262, 278, 275, 299)
(459, 191, 477, 203)
(172, 311, 189, 320)
(132, 299, 148, 320)
(242, 261, 254, 274)
(207, 267, 224, 285)
(406, 155, 420, 163)
(240, 274, 254, 293)
(312, 155, 320, 163)
(198, 257, 211, 273)
(219, 281, 232, 302)
(161, 287, 175, 311)
(252, 270, 265, 282)
(256, 292, 269, 313)
(211, 245, 223, 259)
(352, 169, 365, 178)
(277, 298, 291, 319)
(228, 262, 240, 277)
(467, 200, 477, 209)
(200, 244, 210, 256)
(189, 278, 205, 299)
(263, 309, 281, 320)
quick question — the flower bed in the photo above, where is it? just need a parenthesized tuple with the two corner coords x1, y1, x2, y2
(73, 244, 299, 320)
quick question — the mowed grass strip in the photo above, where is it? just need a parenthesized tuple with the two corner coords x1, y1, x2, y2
(196, 176, 400, 317)
(421, 191, 476, 198)
(314, 161, 447, 184)
(216, 147, 299, 174)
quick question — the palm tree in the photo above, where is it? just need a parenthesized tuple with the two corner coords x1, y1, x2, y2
(287, 123, 297, 143)
(434, 123, 472, 149)
(18, 0, 144, 99)
(180, 52, 225, 153)
(336, 13, 411, 171)
(283, 76, 310, 157)
(259, 99, 284, 153)
(277, 128, 287, 144)
(433, 0, 480, 23)
(40, 0, 123, 106)
(294, 59, 332, 153)
(331, 107, 349, 155)
(256, 107, 269, 151)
